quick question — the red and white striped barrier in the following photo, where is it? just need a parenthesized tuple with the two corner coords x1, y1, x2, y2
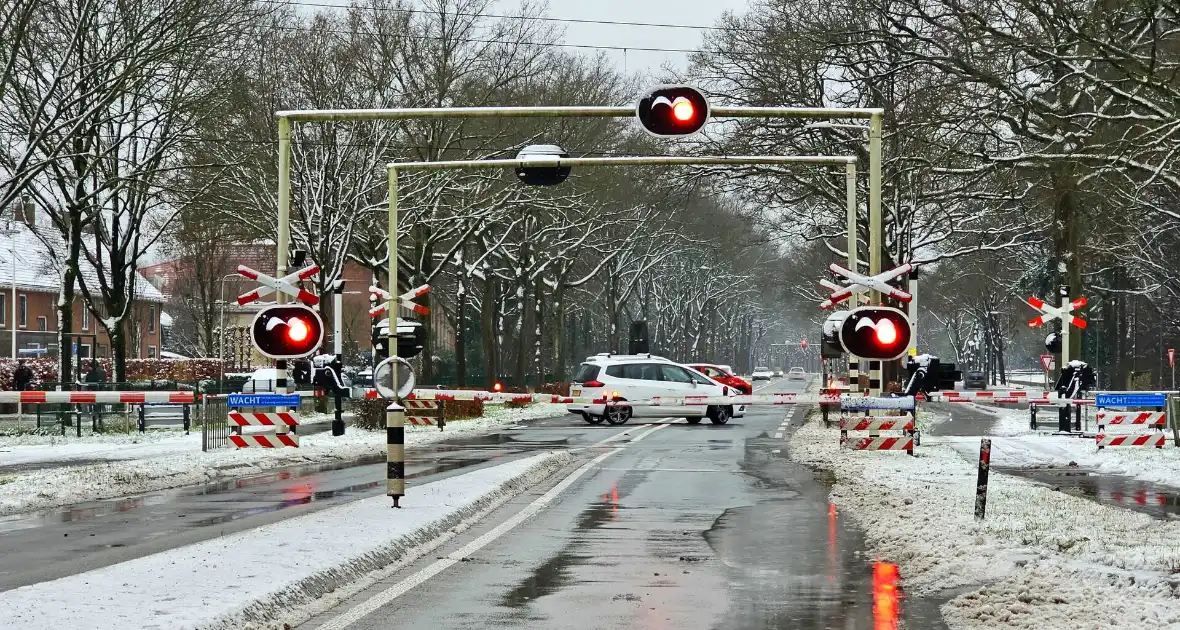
(229, 433, 300, 448)
(1105, 488, 1169, 506)
(1096, 433, 1166, 448)
(0, 391, 196, 404)
(927, 391, 1094, 406)
(840, 418, 915, 432)
(1096, 411, 1166, 426)
(407, 416, 436, 426)
(846, 436, 914, 451)
(228, 412, 300, 427)
(405, 389, 842, 407)
(404, 400, 439, 410)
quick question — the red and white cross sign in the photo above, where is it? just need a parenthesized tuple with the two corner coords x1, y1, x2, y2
(369, 284, 431, 318)
(1026, 295, 1087, 329)
(820, 262, 913, 309)
(236, 264, 320, 306)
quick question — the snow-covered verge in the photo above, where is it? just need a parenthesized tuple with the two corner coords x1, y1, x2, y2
(0, 450, 573, 630)
(790, 414, 1180, 629)
(0, 402, 568, 516)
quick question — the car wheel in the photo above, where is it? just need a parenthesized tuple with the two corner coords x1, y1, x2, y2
(708, 405, 730, 425)
(604, 405, 632, 425)
(685, 417, 703, 424)
(582, 413, 604, 425)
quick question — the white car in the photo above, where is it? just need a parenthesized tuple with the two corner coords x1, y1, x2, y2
(788, 367, 806, 381)
(751, 366, 774, 381)
(567, 354, 737, 426)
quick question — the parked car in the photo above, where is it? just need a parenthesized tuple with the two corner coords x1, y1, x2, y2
(751, 366, 775, 381)
(685, 363, 753, 395)
(567, 353, 735, 426)
(788, 367, 807, 381)
(964, 371, 987, 390)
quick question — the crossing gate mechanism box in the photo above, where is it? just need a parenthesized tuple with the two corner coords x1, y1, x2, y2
(838, 396, 915, 455)
(1095, 393, 1169, 450)
(404, 399, 445, 429)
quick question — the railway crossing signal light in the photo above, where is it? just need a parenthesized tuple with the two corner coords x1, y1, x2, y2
(515, 144, 570, 186)
(251, 305, 324, 359)
(837, 307, 912, 360)
(636, 85, 709, 137)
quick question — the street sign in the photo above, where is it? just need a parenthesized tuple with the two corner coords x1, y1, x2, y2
(820, 262, 913, 309)
(1095, 393, 1167, 408)
(840, 395, 915, 411)
(236, 264, 320, 306)
(227, 393, 302, 407)
(1040, 354, 1053, 372)
(1026, 295, 1087, 329)
(369, 284, 431, 318)
(1169, 348, 1175, 368)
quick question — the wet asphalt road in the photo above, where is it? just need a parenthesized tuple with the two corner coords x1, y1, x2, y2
(301, 379, 948, 630)
(0, 421, 598, 592)
(925, 402, 998, 436)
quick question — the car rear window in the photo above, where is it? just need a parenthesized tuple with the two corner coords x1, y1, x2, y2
(572, 363, 600, 383)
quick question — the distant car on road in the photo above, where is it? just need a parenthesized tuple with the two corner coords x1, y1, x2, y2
(567, 354, 735, 426)
(751, 367, 774, 381)
(774, 368, 784, 377)
(686, 363, 753, 395)
(964, 371, 987, 390)
(788, 367, 806, 381)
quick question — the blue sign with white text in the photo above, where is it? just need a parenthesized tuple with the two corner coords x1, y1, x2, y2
(227, 394, 301, 407)
(841, 395, 916, 412)
(1095, 393, 1167, 408)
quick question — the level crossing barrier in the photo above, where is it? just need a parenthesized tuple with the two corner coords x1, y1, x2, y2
(404, 399, 445, 428)
(838, 396, 916, 455)
(136, 402, 192, 434)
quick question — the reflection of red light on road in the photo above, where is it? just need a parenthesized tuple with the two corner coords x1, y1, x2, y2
(830, 507, 840, 585)
(612, 485, 618, 512)
(873, 561, 900, 630)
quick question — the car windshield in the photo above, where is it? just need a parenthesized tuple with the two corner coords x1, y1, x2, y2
(755, 367, 770, 372)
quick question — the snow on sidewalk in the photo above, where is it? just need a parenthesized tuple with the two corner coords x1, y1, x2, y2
(790, 415, 1180, 629)
(0, 450, 571, 630)
(0, 403, 569, 516)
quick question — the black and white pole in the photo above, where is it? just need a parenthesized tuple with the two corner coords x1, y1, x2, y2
(975, 438, 991, 520)
(387, 401, 405, 507)
(276, 359, 290, 437)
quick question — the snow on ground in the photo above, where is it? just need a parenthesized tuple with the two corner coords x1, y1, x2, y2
(790, 413, 1180, 629)
(0, 402, 568, 516)
(0, 450, 572, 630)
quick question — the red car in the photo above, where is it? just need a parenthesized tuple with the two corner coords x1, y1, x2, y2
(686, 363, 753, 395)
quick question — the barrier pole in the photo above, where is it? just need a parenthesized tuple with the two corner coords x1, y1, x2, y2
(387, 402, 405, 507)
(975, 438, 991, 520)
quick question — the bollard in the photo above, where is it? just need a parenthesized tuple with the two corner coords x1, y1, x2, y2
(331, 391, 345, 436)
(1073, 404, 1082, 432)
(1030, 404, 1037, 430)
(182, 404, 190, 435)
(975, 438, 991, 520)
(387, 402, 405, 508)
(138, 404, 146, 433)
(1058, 404, 1071, 432)
(438, 400, 446, 431)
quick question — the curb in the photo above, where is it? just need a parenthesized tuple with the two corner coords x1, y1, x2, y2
(208, 450, 575, 630)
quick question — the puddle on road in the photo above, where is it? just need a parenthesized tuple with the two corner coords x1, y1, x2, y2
(1001, 466, 1180, 519)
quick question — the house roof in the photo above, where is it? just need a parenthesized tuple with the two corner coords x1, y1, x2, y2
(0, 220, 167, 303)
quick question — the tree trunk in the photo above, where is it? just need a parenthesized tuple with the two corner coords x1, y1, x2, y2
(456, 275, 467, 387)
(1052, 168, 1083, 377)
(481, 275, 498, 389)
(533, 276, 544, 390)
(553, 288, 567, 380)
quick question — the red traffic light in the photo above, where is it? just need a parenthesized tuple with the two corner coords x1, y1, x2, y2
(251, 304, 324, 359)
(837, 307, 912, 360)
(636, 85, 709, 137)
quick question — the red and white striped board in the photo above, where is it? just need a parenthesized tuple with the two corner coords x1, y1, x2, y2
(229, 433, 300, 448)
(407, 416, 436, 426)
(1096, 411, 1166, 426)
(1096, 433, 1165, 448)
(228, 412, 300, 427)
(845, 436, 914, 451)
(404, 400, 439, 410)
(0, 391, 196, 404)
(406, 389, 843, 407)
(840, 417, 915, 432)
(1106, 488, 1169, 506)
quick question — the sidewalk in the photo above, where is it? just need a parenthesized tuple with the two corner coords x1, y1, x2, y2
(0, 403, 568, 516)
(0, 451, 571, 630)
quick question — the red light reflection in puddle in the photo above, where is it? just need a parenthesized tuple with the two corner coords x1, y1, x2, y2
(873, 561, 900, 630)
(827, 503, 838, 583)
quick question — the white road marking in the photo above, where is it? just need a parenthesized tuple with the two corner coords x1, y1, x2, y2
(316, 423, 669, 630)
(774, 432, 784, 439)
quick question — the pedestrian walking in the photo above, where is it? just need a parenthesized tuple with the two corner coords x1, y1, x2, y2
(13, 359, 33, 391)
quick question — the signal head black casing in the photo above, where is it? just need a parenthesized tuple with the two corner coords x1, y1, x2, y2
(250, 304, 324, 360)
(515, 144, 570, 186)
(837, 306, 913, 360)
(636, 85, 710, 137)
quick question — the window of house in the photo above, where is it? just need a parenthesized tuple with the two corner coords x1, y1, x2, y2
(36, 316, 46, 331)
(0, 293, 6, 326)
(82, 307, 89, 330)
(79, 344, 91, 359)
(148, 305, 156, 334)
(148, 345, 157, 359)
(17, 294, 26, 327)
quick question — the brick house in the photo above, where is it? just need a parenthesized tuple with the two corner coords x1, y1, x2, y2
(0, 211, 165, 360)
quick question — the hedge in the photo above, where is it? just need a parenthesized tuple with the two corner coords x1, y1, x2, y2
(0, 357, 226, 390)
